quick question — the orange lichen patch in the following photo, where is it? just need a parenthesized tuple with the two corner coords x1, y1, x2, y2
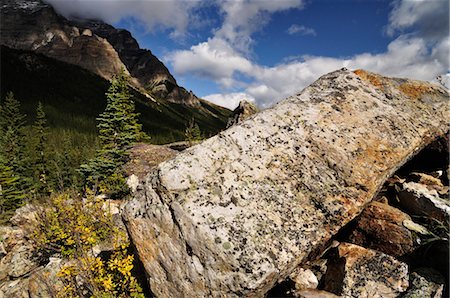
(398, 82, 434, 100)
(354, 69, 384, 89)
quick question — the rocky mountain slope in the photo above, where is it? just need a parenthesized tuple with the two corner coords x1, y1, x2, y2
(0, 0, 212, 107)
(0, 45, 231, 143)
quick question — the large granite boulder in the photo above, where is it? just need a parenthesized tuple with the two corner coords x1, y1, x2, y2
(123, 69, 448, 297)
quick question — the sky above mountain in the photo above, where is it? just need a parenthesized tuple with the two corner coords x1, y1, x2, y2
(47, 0, 449, 109)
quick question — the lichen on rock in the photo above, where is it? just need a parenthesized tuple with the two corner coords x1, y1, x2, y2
(123, 69, 449, 297)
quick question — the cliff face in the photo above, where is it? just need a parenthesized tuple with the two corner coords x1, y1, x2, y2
(1, 0, 127, 80)
(0, 0, 200, 106)
(71, 19, 199, 106)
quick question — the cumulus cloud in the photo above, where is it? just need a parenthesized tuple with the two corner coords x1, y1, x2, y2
(387, 0, 449, 40)
(286, 24, 316, 36)
(44, 0, 202, 37)
(165, 37, 254, 88)
(203, 92, 256, 110)
(168, 0, 448, 109)
(215, 0, 304, 52)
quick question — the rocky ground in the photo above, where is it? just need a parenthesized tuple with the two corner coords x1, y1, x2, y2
(0, 69, 448, 298)
(268, 136, 449, 298)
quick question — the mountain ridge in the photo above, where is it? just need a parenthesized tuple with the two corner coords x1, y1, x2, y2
(0, 0, 210, 108)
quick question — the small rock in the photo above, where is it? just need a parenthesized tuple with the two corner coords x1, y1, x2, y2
(10, 204, 39, 229)
(403, 268, 444, 298)
(410, 172, 444, 188)
(295, 289, 339, 298)
(399, 182, 450, 224)
(322, 243, 409, 298)
(348, 201, 417, 257)
(290, 268, 319, 291)
(402, 219, 430, 235)
(127, 174, 140, 193)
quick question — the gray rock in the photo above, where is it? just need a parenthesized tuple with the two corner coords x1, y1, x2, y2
(123, 69, 448, 297)
(0, 244, 38, 279)
(322, 243, 409, 298)
(399, 182, 450, 224)
(403, 268, 444, 298)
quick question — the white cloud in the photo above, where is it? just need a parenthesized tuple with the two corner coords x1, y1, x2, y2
(203, 92, 256, 110)
(286, 24, 316, 36)
(387, 0, 449, 40)
(168, 0, 448, 109)
(45, 0, 202, 37)
(215, 0, 304, 52)
(165, 37, 255, 90)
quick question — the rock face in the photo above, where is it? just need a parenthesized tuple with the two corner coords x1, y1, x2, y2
(347, 201, 418, 257)
(0, 0, 127, 80)
(122, 69, 448, 297)
(71, 19, 200, 106)
(0, 0, 201, 106)
(322, 243, 409, 297)
(226, 100, 259, 128)
(403, 268, 444, 298)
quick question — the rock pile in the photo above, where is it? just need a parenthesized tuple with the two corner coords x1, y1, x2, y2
(276, 138, 449, 297)
(122, 69, 448, 297)
(0, 205, 66, 298)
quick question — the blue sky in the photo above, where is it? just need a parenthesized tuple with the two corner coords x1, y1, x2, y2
(49, 0, 449, 109)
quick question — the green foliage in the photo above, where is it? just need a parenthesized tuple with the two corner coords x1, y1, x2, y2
(185, 118, 203, 146)
(0, 92, 27, 170)
(0, 156, 25, 224)
(30, 102, 50, 195)
(33, 191, 144, 298)
(33, 191, 113, 257)
(1, 46, 231, 146)
(0, 92, 28, 221)
(80, 71, 146, 195)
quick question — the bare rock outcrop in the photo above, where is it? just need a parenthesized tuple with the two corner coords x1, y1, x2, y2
(0, 0, 207, 107)
(122, 69, 448, 297)
(226, 100, 259, 128)
(1, 0, 128, 80)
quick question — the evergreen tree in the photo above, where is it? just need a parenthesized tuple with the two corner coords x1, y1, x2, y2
(31, 102, 49, 195)
(96, 70, 144, 164)
(185, 118, 202, 146)
(80, 70, 145, 195)
(0, 92, 28, 179)
(0, 155, 25, 223)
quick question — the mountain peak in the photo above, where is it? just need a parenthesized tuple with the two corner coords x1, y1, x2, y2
(0, 0, 202, 107)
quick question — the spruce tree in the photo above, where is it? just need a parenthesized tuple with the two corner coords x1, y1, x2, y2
(80, 70, 145, 195)
(0, 92, 27, 178)
(31, 102, 49, 195)
(185, 118, 202, 146)
(0, 155, 25, 223)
